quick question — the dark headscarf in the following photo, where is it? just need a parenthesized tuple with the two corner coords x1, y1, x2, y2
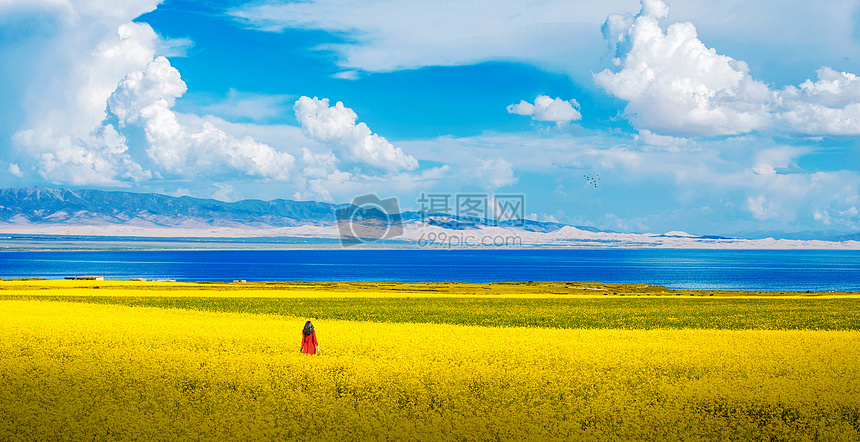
(303, 321, 314, 335)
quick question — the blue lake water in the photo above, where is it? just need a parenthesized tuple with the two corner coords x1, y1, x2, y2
(1, 249, 859, 291)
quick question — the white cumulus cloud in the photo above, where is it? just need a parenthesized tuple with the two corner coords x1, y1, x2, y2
(475, 158, 517, 190)
(634, 130, 694, 151)
(11, 20, 159, 184)
(596, 0, 860, 137)
(14, 124, 151, 185)
(8, 163, 24, 178)
(747, 195, 781, 221)
(776, 68, 860, 135)
(293, 96, 418, 172)
(595, 0, 772, 137)
(7, 1, 299, 186)
(109, 57, 296, 180)
(507, 96, 582, 126)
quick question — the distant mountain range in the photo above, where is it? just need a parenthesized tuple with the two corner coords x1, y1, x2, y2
(727, 229, 860, 242)
(1, 186, 858, 245)
(0, 186, 338, 228)
(0, 186, 585, 234)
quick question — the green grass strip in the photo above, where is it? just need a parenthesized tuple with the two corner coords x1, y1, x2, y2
(4, 295, 860, 330)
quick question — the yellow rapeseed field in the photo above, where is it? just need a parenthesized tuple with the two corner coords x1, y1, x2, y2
(1, 296, 859, 441)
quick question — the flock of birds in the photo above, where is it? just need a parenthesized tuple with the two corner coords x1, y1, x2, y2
(583, 173, 599, 188)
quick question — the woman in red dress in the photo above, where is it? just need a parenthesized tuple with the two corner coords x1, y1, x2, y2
(300, 321, 319, 355)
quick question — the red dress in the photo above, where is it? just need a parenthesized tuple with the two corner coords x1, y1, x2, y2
(301, 331, 318, 354)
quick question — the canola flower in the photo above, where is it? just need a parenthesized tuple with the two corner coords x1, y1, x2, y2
(1, 299, 859, 441)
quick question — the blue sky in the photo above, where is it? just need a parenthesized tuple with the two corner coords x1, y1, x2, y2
(2, 0, 860, 235)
